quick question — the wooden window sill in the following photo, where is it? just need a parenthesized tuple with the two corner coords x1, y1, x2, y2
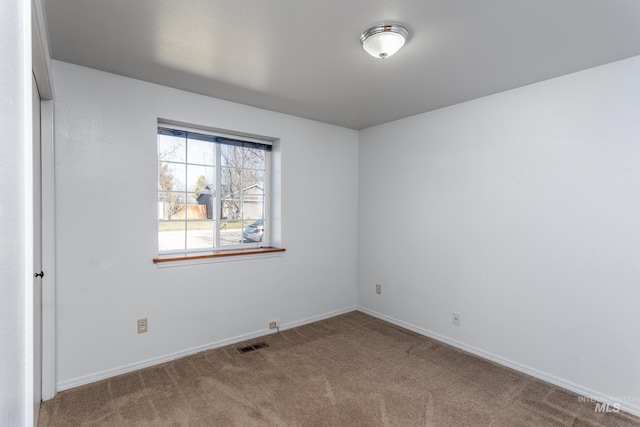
(153, 247, 286, 265)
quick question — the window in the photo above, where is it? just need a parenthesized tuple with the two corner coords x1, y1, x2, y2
(157, 125, 271, 254)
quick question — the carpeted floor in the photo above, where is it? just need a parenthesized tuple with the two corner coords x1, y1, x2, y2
(39, 311, 640, 426)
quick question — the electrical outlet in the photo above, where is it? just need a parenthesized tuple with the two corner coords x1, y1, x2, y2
(452, 312, 461, 326)
(269, 320, 279, 329)
(137, 318, 148, 334)
(376, 284, 381, 295)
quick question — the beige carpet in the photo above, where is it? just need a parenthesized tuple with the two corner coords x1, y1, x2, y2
(39, 311, 639, 426)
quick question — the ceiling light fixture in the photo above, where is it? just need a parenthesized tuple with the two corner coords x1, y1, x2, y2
(360, 23, 410, 59)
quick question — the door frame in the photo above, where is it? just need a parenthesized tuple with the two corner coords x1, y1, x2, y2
(32, 0, 56, 402)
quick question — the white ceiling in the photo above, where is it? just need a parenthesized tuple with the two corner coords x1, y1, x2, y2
(44, 0, 640, 130)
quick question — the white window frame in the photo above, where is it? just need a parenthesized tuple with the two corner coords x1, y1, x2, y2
(157, 122, 272, 255)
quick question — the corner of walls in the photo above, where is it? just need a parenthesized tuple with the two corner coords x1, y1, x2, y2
(357, 306, 640, 417)
(357, 55, 640, 416)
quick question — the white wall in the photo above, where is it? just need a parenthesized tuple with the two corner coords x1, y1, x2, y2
(1, 1, 35, 425)
(53, 61, 359, 389)
(358, 56, 640, 415)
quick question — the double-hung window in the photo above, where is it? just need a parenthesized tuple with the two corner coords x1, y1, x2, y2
(157, 124, 272, 254)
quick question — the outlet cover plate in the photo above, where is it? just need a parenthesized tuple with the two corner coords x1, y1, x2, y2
(137, 318, 148, 333)
(452, 312, 460, 326)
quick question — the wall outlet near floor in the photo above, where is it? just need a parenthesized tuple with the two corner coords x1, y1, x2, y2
(376, 284, 382, 295)
(269, 320, 280, 329)
(452, 312, 461, 326)
(137, 318, 148, 334)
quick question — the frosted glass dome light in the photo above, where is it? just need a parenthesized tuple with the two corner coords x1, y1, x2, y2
(360, 23, 410, 59)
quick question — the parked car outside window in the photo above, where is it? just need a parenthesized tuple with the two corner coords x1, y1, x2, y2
(243, 220, 264, 242)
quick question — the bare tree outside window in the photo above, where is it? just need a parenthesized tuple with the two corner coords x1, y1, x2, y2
(220, 145, 265, 225)
(158, 135, 186, 220)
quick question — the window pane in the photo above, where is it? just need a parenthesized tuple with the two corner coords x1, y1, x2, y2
(220, 198, 242, 245)
(221, 166, 241, 196)
(243, 170, 264, 193)
(242, 194, 264, 222)
(220, 144, 241, 168)
(244, 147, 265, 170)
(184, 193, 207, 219)
(187, 165, 215, 195)
(186, 220, 214, 250)
(187, 138, 215, 166)
(158, 191, 186, 220)
(193, 191, 215, 220)
(158, 220, 185, 251)
(159, 161, 186, 192)
(221, 197, 241, 221)
(242, 219, 264, 243)
(220, 218, 243, 245)
(158, 133, 186, 162)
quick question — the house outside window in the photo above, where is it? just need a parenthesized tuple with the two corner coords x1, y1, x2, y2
(157, 124, 271, 253)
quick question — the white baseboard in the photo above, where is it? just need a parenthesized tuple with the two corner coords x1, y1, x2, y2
(276, 306, 357, 332)
(357, 306, 640, 418)
(57, 305, 357, 392)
